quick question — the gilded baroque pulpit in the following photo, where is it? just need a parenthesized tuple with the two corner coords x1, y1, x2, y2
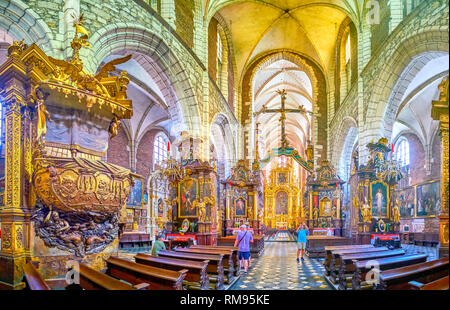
(0, 22, 134, 288)
(304, 160, 344, 235)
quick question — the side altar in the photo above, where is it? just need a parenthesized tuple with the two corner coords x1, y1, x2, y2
(349, 138, 403, 245)
(0, 20, 135, 288)
(222, 160, 262, 235)
(304, 160, 345, 236)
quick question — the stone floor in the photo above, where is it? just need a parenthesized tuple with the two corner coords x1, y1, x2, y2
(116, 242, 438, 290)
(230, 242, 330, 290)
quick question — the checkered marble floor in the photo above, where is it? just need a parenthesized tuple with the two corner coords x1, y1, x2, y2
(401, 244, 438, 260)
(230, 242, 330, 290)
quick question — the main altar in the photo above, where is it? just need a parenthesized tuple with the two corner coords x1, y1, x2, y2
(263, 160, 302, 229)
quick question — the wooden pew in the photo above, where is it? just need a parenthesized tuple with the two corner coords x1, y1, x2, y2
(328, 247, 389, 279)
(175, 247, 236, 281)
(66, 263, 141, 290)
(324, 245, 374, 275)
(191, 245, 239, 276)
(377, 257, 449, 290)
(352, 253, 428, 290)
(409, 275, 449, 290)
(22, 262, 51, 290)
(158, 250, 225, 290)
(105, 256, 188, 290)
(134, 253, 210, 290)
(337, 249, 406, 289)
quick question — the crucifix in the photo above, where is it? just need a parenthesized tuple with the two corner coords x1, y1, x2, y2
(254, 89, 313, 148)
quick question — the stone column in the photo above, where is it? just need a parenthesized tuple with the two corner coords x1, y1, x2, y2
(431, 77, 449, 258)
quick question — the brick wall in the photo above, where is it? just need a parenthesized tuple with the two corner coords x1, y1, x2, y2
(175, 0, 195, 50)
(107, 127, 130, 169)
(136, 129, 159, 182)
(401, 132, 441, 187)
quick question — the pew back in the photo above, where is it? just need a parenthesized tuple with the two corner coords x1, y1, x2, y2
(22, 262, 51, 290)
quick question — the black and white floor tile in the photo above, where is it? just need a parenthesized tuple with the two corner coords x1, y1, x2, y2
(230, 242, 330, 290)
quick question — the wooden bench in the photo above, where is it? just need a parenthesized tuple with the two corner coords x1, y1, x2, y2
(158, 250, 225, 290)
(191, 245, 239, 276)
(119, 233, 141, 248)
(105, 256, 188, 290)
(409, 275, 449, 290)
(22, 262, 51, 290)
(337, 249, 406, 289)
(175, 247, 235, 282)
(324, 245, 374, 275)
(377, 257, 449, 290)
(66, 263, 141, 290)
(352, 253, 428, 290)
(328, 247, 389, 279)
(134, 253, 210, 290)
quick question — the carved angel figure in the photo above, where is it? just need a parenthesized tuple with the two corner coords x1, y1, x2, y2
(108, 115, 121, 139)
(392, 201, 401, 223)
(361, 199, 372, 223)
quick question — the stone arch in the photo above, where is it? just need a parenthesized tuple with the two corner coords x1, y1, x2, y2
(210, 112, 236, 178)
(364, 30, 449, 141)
(88, 24, 201, 138)
(0, 0, 54, 55)
(240, 49, 328, 164)
(333, 116, 358, 179)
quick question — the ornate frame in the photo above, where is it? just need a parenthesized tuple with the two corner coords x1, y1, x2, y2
(414, 179, 441, 218)
(370, 180, 390, 219)
(178, 177, 199, 218)
(234, 196, 247, 218)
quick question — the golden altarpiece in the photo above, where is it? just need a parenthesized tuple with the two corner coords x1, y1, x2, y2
(263, 159, 301, 229)
(222, 160, 261, 235)
(0, 21, 136, 288)
(304, 160, 344, 235)
(349, 138, 403, 244)
(147, 136, 220, 246)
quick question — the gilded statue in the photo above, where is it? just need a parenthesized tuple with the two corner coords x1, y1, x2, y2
(108, 115, 121, 139)
(392, 201, 401, 223)
(361, 198, 372, 223)
(33, 87, 52, 143)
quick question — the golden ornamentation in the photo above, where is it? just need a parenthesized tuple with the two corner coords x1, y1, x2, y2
(392, 201, 400, 223)
(361, 198, 372, 223)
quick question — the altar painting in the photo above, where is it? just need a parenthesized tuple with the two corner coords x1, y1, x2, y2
(276, 191, 288, 215)
(179, 178, 198, 218)
(397, 187, 415, 218)
(234, 197, 247, 217)
(157, 198, 164, 218)
(127, 176, 143, 208)
(319, 197, 332, 217)
(370, 181, 388, 218)
(416, 181, 440, 217)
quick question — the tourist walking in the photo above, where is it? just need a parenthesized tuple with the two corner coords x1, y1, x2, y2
(234, 224, 254, 274)
(296, 222, 309, 262)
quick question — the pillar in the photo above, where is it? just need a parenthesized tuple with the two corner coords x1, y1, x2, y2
(431, 77, 449, 258)
(0, 66, 31, 289)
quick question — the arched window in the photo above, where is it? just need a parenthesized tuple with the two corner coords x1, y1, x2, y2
(153, 133, 169, 170)
(217, 30, 224, 88)
(395, 138, 410, 167)
(345, 33, 351, 64)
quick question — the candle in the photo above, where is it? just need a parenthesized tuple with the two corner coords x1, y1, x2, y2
(167, 141, 170, 152)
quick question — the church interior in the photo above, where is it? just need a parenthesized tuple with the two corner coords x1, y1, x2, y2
(0, 0, 448, 291)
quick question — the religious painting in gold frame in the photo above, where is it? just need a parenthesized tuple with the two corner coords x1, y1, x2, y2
(415, 180, 440, 218)
(126, 175, 144, 208)
(319, 197, 332, 217)
(370, 180, 389, 218)
(234, 196, 247, 217)
(277, 172, 287, 185)
(178, 177, 199, 218)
